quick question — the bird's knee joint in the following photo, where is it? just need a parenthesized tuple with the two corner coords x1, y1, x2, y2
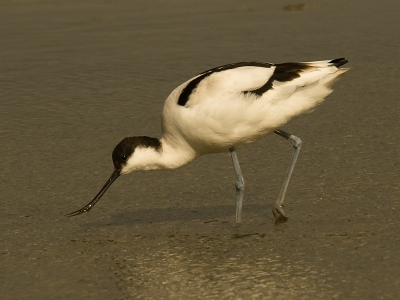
(289, 135, 302, 149)
(235, 180, 244, 192)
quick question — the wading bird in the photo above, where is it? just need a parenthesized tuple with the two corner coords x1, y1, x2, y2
(68, 58, 349, 223)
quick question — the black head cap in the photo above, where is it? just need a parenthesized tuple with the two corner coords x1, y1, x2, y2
(112, 136, 161, 171)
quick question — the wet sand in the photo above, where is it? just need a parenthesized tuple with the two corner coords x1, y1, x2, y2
(1, 0, 400, 299)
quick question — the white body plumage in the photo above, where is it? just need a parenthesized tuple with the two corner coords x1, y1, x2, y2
(125, 59, 349, 173)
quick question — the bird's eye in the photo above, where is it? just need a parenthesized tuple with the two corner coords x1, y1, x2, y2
(121, 155, 127, 161)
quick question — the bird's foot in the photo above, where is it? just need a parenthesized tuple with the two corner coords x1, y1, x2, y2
(272, 205, 288, 223)
(234, 221, 242, 229)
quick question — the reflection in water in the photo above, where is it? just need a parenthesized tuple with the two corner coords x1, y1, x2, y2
(112, 235, 333, 299)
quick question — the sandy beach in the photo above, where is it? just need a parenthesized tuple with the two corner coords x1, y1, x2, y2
(1, 0, 400, 299)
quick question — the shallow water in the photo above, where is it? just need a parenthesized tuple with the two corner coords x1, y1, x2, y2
(1, 0, 400, 299)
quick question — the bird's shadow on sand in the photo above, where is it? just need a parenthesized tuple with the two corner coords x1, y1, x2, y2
(86, 204, 274, 227)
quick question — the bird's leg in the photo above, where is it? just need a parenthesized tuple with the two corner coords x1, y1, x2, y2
(273, 129, 302, 222)
(229, 147, 245, 224)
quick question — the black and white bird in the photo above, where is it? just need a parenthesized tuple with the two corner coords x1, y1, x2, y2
(69, 58, 349, 223)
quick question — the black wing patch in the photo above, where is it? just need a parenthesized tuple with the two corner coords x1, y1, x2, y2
(244, 62, 312, 97)
(177, 62, 273, 107)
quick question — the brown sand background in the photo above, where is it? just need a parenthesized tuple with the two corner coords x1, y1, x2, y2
(1, 0, 399, 299)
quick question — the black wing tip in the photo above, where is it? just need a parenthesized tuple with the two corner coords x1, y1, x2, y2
(329, 58, 348, 68)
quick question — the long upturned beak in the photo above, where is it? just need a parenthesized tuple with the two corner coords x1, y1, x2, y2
(67, 169, 120, 216)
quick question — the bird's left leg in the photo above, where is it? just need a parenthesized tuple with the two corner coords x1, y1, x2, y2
(229, 147, 244, 224)
(273, 129, 302, 222)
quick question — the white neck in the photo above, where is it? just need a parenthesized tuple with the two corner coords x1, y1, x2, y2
(121, 137, 198, 174)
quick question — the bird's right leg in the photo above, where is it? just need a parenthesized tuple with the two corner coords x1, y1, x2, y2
(229, 147, 245, 224)
(273, 129, 302, 222)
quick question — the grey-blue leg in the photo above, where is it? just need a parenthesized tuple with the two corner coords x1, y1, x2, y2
(273, 129, 302, 222)
(229, 147, 244, 224)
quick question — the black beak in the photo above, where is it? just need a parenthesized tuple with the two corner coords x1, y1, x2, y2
(67, 169, 120, 217)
